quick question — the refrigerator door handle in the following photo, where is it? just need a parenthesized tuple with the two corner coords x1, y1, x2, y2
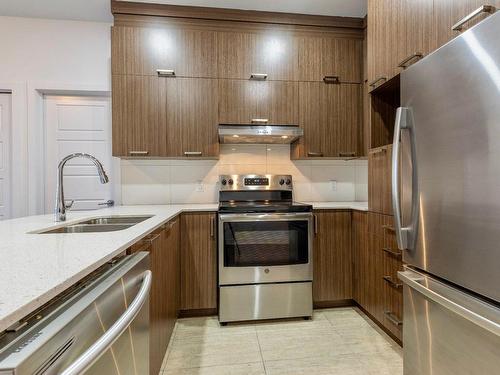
(399, 270, 500, 337)
(392, 107, 419, 250)
(60, 270, 152, 375)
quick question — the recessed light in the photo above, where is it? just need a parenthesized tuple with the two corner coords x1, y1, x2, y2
(233, 135, 239, 138)
(281, 135, 288, 139)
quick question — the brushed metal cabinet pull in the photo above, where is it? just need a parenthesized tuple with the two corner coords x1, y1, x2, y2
(251, 118, 269, 124)
(382, 225, 396, 233)
(452, 5, 497, 31)
(398, 52, 423, 68)
(184, 151, 202, 156)
(383, 276, 403, 289)
(339, 151, 356, 157)
(382, 247, 402, 258)
(368, 76, 387, 88)
(250, 73, 268, 80)
(370, 148, 387, 155)
(157, 69, 176, 77)
(384, 311, 403, 326)
(314, 214, 318, 235)
(323, 75, 340, 84)
(210, 216, 215, 238)
(307, 151, 324, 157)
(129, 151, 149, 156)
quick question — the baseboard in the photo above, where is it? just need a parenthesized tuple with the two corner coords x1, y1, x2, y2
(313, 299, 355, 309)
(179, 308, 218, 318)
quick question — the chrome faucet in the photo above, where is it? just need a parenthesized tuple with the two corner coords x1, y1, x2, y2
(55, 153, 109, 222)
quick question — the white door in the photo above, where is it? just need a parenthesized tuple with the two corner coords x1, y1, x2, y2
(0, 94, 11, 220)
(44, 96, 113, 213)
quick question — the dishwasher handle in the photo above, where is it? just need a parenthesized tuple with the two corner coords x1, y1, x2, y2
(60, 270, 152, 375)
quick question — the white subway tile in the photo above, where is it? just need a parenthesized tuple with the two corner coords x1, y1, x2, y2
(218, 164, 267, 175)
(219, 144, 267, 165)
(355, 163, 368, 202)
(266, 144, 291, 164)
(121, 164, 171, 205)
(170, 164, 219, 203)
(310, 165, 355, 201)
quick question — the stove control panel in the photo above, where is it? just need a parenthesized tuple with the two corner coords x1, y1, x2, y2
(219, 174, 293, 191)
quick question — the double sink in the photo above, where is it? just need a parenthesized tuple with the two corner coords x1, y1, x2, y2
(38, 215, 153, 234)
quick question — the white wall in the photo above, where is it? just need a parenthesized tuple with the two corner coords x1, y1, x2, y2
(0, 16, 111, 217)
(121, 144, 368, 205)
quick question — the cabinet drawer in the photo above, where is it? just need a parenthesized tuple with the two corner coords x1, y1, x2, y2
(218, 79, 299, 126)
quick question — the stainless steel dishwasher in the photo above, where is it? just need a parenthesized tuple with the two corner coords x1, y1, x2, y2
(0, 252, 151, 375)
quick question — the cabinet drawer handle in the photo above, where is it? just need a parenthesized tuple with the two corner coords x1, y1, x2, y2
(368, 76, 387, 88)
(129, 151, 149, 156)
(250, 73, 268, 80)
(382, 247, 402, 259)
(384, 311, 403, 326)
(452, 5, 496, 31)
(383, 276, 403, 289)
(339, 151, 356, 158)
(313, 214, 318, 235)
(184, 151, 202, 156)
(323, 75, 340, 84)
(307, 151, 324, 157)
(382, 225, 396, 233)
(251, 118, 269, 124)
(210, 216, 215, 238)
(157, 69, 176, 77)
(398, 52, 423, 68)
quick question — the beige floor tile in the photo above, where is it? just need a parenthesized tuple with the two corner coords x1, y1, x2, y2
(163, 362, 266, 375)
(264, 353, 368, 375)
(174, 316, 256, 339)
(254, 311, 331, 332)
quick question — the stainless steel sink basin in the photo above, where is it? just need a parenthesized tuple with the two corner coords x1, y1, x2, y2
(36, 215, 153, 234)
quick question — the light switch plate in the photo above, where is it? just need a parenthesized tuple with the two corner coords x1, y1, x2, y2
(330, 180, 337, 191)
(196, 180, 204, 192)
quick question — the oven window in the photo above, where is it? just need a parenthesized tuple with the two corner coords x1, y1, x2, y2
(223, 221, 309, 267)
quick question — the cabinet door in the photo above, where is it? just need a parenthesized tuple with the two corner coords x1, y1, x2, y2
(164, 218, 181, 335)
(352, 211, 368, 304)
(180, 212, 217, 311)
(293, 82, 362, 158)
(313, 210, 352, 303)
(400, 0, 433, 69)
(112, 75, 165, 157)
(217, 30, 298, 80)
(112, 25, 217, 77)
(160, 77, 219, 157)
(368, 145, 393, 215)
(298, 35, 363, 83)
(218, 80, 298, 125)
(433, 0, 500, 51)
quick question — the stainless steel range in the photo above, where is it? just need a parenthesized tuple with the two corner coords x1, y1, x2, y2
(218, 174, 313, 323)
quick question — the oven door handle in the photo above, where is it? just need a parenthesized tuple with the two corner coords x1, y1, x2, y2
(219, 213, 313, 222)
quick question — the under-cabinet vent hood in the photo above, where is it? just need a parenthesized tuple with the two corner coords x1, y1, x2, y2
(218, 125, 303, 144)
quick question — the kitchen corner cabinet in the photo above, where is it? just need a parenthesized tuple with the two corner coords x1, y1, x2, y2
(218, 79, 299, 126)
(291, 82, 362, 159)
(313, 210, 353, 304)
(180, 212, 217, 311)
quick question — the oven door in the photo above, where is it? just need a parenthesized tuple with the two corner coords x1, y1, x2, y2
(218, 212, 313, 285)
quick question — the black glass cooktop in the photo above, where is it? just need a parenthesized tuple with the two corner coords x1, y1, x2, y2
(218, 201, 312, 213)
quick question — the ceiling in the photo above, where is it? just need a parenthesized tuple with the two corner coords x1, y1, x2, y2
(0, 0, 367, 23)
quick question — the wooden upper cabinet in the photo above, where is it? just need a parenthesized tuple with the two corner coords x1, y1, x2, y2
(432, 0, 500, 51)
(217, 30, 298, 80)
(218, 80, 299, 125)
(298, 35, 363, 83)
(112, 25, 217, 77)
(112, 75, 166, 157)
(292, 82, 362, 159)
(160, 77, 219, 157)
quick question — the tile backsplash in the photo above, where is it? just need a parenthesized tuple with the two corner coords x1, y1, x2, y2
(120, 144, 368, 205)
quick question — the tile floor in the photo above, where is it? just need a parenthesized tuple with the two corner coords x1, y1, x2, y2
(159, 307, 403, 375)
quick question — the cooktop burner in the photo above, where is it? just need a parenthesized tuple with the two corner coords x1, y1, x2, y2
(218, 174, 312, 213)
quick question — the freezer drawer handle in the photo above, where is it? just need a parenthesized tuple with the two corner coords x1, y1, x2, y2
(392, 107, 419, 250)
(452, 5, 497, 31)
(398, 270, 500, 337)
(60, 270, 152, 375)
(384, 311, 403, 326)
(383, 276, 403, 289)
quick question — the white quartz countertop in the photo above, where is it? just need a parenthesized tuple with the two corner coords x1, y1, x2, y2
(0, 201, 367, 332)
(0, 204, 217, 332)
(307, 201, 369, 211)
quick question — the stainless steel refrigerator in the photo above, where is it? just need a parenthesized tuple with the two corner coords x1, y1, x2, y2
(393, 10, 500, 375)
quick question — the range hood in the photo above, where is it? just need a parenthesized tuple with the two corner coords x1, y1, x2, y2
(218, 125, 303, 144)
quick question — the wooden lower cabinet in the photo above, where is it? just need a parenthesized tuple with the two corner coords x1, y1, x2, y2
(313, 210, 353, 304)
(180, 212, 217, 311)
(354, 211, 403, 343)
(128, 217, 180, 375)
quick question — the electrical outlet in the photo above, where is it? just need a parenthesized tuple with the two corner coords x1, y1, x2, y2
(330, 180, 337, 191)
(196, 180, 204, 192)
